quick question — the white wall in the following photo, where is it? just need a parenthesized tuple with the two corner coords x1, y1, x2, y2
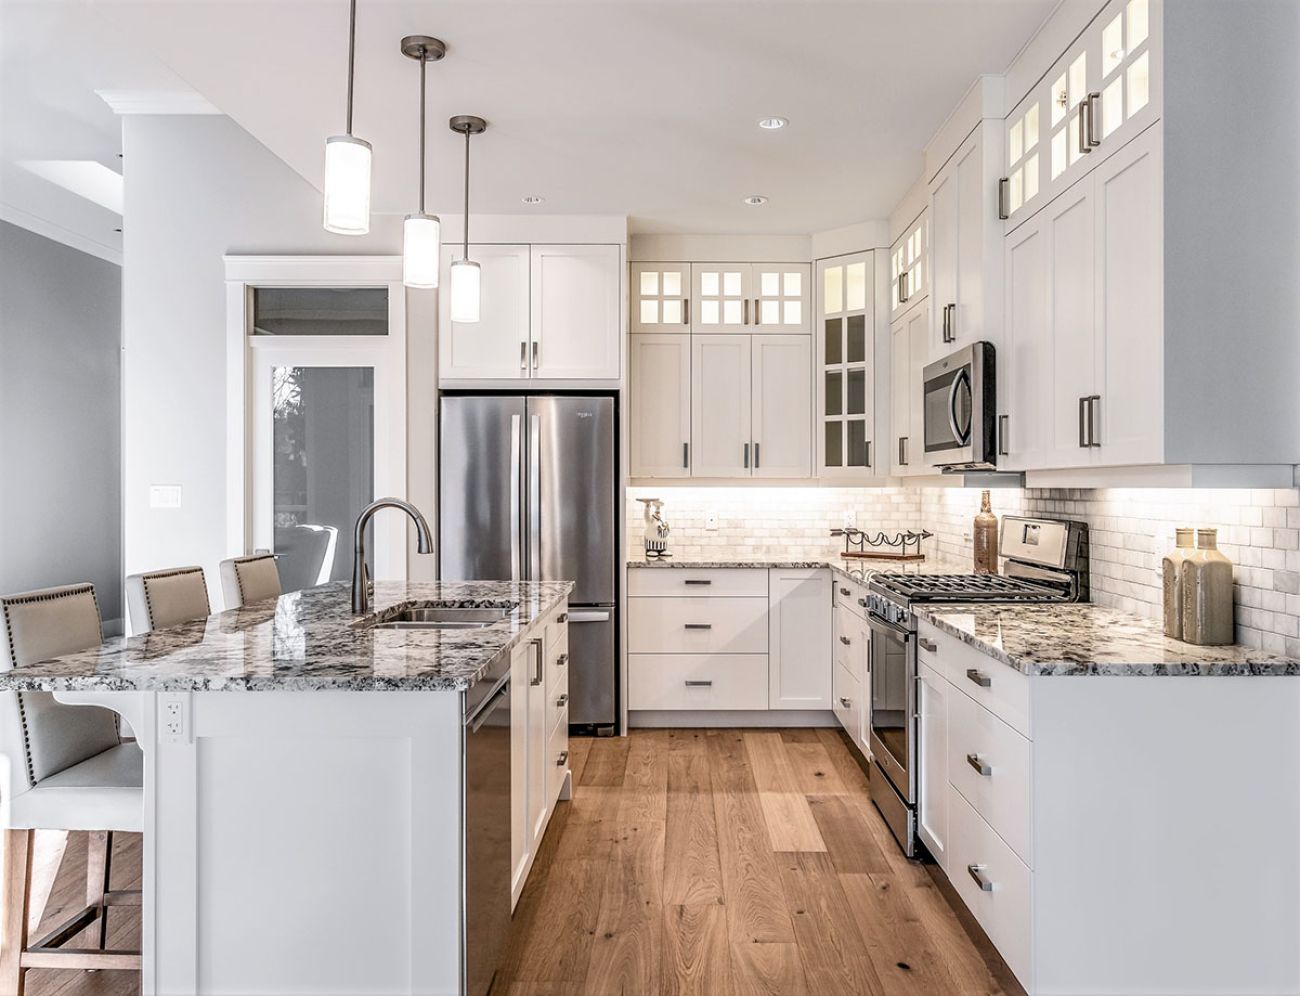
(0, 221, 123, 631)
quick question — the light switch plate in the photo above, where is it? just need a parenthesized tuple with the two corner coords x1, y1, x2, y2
(150, 484, 182, 509)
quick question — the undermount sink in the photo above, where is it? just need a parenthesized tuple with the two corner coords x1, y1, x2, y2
(370, 606, 510, 631)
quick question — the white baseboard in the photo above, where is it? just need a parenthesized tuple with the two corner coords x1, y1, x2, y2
(628, 709, 837, 728)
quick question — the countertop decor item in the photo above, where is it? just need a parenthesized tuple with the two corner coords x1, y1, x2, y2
(831, 527, 932, 561)
(973, 489, 998, 573)
(1162, 527, 1196, 638)
(637, 497, 670, 559)
(1181, 528, 1234, 646)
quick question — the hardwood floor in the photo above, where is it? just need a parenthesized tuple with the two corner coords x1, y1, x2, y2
(23, 728, 1019, 996)
(501, 729, 1021, 996)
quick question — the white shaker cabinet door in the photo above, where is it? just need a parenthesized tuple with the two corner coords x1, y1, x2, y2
(530, 244, 621, 379)
(752, 264, 811, 333)
(440, 244, 531, 380)
(1044, 179, 1096, 469)
(691, 263, 753, 333)
(768, 569, 832, 710)
(1001, 214, 1050, 470)
(630, 262, 691, 333)
(916, 661, 950, 871)
(890, 314, 912, 475)
(629, 334, 691, 478)
(930, 160, 959, 357)
(525, 638, 549, 852)
(691, 334, 752, 477)
(751, 334, 812, 478)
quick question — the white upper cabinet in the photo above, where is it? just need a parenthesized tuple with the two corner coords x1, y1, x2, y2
(439, 244, 531, 380)
(817, 253, 876, 479)
(890, 214, 928, 324)
(890, 301, 929, 476)
(440, 243, 621, 382)
(752, 334, 812, 478)
(631, 262, 691, 333)
(691, 263, 810, 334)
(691, 334, 752, 476)
(629, 334, 691, 478)
(999, 215, 1050, 471)
(530, 244, 621, 380)
(929, 123, 1003, 357)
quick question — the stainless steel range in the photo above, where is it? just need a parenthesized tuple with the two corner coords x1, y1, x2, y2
(865, 515, 1089, 857)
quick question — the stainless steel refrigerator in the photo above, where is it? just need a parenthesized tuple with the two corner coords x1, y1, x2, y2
(439, 395, 617, 730)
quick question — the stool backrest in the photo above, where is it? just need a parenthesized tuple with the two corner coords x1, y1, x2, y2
(219, 554, 283, 608)
(126, 566, 210, 633)
(0, 584, 120, 793)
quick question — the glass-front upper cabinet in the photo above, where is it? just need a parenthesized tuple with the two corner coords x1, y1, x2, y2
(687, 263, 810, 334)
(889, 213, 928, 323)
(630, 262, 691, 333)
(1002, 0, 1160, 232)
(818, 252, 875, 479)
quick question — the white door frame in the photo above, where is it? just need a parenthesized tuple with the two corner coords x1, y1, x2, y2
(224, 255, 408, 581)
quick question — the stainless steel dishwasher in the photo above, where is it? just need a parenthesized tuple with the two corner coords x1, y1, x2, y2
(462, 655, 512, 996)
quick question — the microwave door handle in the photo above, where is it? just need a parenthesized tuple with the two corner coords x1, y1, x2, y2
(947, 373, 966, 446)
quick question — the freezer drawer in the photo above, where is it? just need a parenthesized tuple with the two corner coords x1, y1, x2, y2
(567, 607, 616, 726)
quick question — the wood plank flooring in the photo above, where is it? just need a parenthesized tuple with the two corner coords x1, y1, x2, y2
(24, 728, 1019, 996)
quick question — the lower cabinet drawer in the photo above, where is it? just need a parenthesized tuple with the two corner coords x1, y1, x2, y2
(547, 716, 569, 804)
(919, 619, 1032, 738)
(948, 788, 1032, 989)
(546, 631, 570, 696)
(628, 654, 769, 710)
(948, 683, 1033, 866)
(833, 578, 867, 619)
(832, 659, 863, 749)
(628, 597, 768, 654)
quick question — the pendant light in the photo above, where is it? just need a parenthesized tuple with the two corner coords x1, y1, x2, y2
(449, 114, 487, 323)
(323, 0, 372, 235)
(400, 35, 446, 288)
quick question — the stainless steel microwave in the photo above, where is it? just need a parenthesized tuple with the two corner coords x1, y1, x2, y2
(922, 341, 996, 471)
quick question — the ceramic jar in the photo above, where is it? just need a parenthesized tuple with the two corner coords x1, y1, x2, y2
(1161, 527, 1196, 639)
(1180, 528, 1234, 646)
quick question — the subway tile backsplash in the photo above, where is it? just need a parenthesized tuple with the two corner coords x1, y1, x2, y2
(627, 485, 1300, 655)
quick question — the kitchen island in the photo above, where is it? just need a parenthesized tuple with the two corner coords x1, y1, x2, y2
(0, 579, 573, 996)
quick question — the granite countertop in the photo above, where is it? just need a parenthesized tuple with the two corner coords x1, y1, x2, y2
(0, 580, 573, 693)
(628, 557, 968, 585)
(919, 603, 1300, 677)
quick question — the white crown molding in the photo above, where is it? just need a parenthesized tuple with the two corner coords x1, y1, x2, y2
(95, 89, 221, 116)
(0, 202, 122, 265)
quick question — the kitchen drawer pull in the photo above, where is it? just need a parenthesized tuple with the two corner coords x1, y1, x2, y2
(839, 696, 852, 708)
(966, 753, 992, 776)
(965, 668, 992, 688)
(857, 597, 868, 608)
(918, 638, 937, 653)
(683, 578, 713, 586)
(556, 693, 569, 707)
(839, 586, 851, 596)
(967, 864, 994, 892)
(556, 612, 568, 624)
(839, 635, 851, 646)
(684, 623, 713, 631)
(684, 680, 713, 687)
(556, 750, 569, 767)
(556, 653, 569, 667)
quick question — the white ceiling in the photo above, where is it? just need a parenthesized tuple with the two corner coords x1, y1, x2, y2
(3, 0, 1059, 245)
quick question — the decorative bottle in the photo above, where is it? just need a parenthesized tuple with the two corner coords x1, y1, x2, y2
(1161, 528, 1196, 639)
(1180, 528, 1234, 645)
(972, 490, 999, 574)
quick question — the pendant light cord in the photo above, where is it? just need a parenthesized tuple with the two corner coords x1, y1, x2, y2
(345, 0, 357, 135)
(418, 55, 426, 214)
(462, 127, 471, 255)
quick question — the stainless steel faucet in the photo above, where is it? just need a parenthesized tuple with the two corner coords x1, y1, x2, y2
(352, 497, 434, 614)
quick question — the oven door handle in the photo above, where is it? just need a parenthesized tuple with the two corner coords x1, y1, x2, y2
(867, 612, 912, 642)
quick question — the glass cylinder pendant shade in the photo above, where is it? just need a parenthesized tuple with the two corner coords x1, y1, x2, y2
(402, 214, 441, 288)
(449, 258, 481, 323)
(323, 135, 372, 235)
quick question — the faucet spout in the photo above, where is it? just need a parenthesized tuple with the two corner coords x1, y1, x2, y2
(352, 497, 435, 614)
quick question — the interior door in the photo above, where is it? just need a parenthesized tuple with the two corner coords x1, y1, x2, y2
(691, 334, 752, 477)
(1002, 214, 1049, 470)
(530, 244, 621, 379)
(629, 334, 691, 478)
(1044, 178, 1096, 468)
(751, 334, 812, 478)
(439, 244, 531, 380)
(690, 263, 753, 333)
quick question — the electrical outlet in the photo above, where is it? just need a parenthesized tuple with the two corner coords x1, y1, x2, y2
(705, 509, 719, 531)
(160, 693, 189, 743)
(842, 510, 857, 528)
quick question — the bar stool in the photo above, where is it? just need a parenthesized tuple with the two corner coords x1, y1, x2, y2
(125, 565, 210, 633)
(218, 554, 282, 609)
(0, 583, 143, 992)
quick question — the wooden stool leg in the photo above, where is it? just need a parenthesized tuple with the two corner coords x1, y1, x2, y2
(85, 830, 112, 951)
(1, 828, 34, 996)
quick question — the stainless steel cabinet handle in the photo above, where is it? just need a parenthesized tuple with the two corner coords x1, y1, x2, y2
(753, 442, 760, 469)
(1086, 395, 1101, 447)
(900, 270, 909, 303)
(918, 638, 937, 653)
(684, 623, 713, 631)
(531, 638, 544, 686)
(997, 177, 1010, 220)
(965, 668, 992, 689)
(743, 298, 749, 325)
(839, 635, 851, 645)
(1078, 396, 1088, 448)
(1086, 91, 1102, 147)
(968, 864, 994, 892)
(966, 753, 992, 776)
(857, 597, 868, 608)
(1078, 102, 1091, 154)
(683, 441, 689, 469)
(532, 340, 540, 369)
(945, 303, 957, 343)
(556, 612, 568, 624)
(753, 297, 761, 326)
(865, 440, 872, 468)
(839, 696, 852, 708)
(519, 341, 528, 371)
(556, 693, 569, 707)
(899, 436, 908, 467)
(556, 653, 569, 666)
(839, 586, 851, 596)
(743, 442, 750, 469)
(683, 579, 712, 586)
(685, 679, 713, 687)
(998, 414, 1009, 457)
(684, 297, 691, 325)
(556, 750, 569, 767)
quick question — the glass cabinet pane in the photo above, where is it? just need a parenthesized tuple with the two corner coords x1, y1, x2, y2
(825, 372, 843, 416)
(847, 420, 868, 467)
(253, 288, 388, 336)
(846, 262, 867, 311)
(825, 318, 842, 365)
(846, 369, 866, 415)
(824, 265, 843, 315)
(662, 271, 682, 296)
(825, 421, 843, 467)
(846, 315, 866, 363)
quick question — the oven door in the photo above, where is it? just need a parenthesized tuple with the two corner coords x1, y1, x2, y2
(867, 613, 916, 804)
(922, 341, 995, 470)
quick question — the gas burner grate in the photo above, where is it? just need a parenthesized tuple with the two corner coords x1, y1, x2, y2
(870, 572, 1062, 603)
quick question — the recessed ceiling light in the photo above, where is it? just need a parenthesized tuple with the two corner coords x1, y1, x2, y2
(521, 195, 545, 205)
(743, 194, 769, 206)
(758, 116, 788, 130)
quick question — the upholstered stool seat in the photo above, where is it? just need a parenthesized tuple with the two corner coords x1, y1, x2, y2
(9, 743, 143, 833)
(125, 565, 210, 633)
(218, 553, 283, 608)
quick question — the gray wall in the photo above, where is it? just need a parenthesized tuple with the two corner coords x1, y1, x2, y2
(0, 220, 123, 629)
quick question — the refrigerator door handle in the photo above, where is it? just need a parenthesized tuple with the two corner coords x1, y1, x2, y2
(509, 414, 522, 580)
(567, 609, 611, 623)
(528, 413, 541, 581)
